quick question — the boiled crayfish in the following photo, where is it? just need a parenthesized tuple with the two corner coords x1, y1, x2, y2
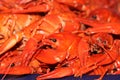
(36, 32, 120, 80)
(0, 0, 120, 80)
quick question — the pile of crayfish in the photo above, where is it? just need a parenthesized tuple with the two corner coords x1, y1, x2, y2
(0, 0, 120, 80)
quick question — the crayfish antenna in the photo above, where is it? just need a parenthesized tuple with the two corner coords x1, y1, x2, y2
(36, 67, 74, 80)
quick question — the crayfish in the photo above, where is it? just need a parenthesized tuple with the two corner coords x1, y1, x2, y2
(36, 32, 120, 80)
(0, 0, 120, 80)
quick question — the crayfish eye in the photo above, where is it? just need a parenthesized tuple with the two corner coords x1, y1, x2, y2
(10, 63, 15, 67)
(103, 40, 107, 45)
(49, 38, 57, 42)
(91, 15, 97, 20)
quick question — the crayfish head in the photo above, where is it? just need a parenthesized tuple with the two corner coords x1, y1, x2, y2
(36, 32, 78, 64)
(91, 32, 113, 49)
(88, 33, 113, 55)
(40, 32, 75, 50)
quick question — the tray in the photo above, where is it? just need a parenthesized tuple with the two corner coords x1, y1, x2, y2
(0, 74, 120, 80)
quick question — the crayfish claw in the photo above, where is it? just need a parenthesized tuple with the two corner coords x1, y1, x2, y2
(36, 67, 74, 80)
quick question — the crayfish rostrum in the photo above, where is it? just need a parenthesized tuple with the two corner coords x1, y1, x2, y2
(0, 0, 120, 80)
